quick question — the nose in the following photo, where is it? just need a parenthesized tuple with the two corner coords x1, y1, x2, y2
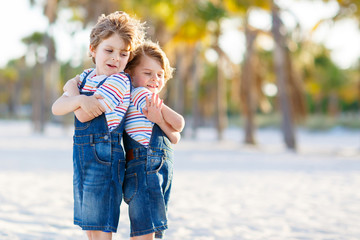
(112, 55, 120, 62)
(151, 74, 159, 81)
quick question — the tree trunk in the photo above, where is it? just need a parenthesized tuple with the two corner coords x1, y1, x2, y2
(216, 53, 227, 141)
(32, 64, 45, 133)
(271, 3, 296, 150)
(241, 23, 257, 145)
(328, 91, 339, 117)
(7, 82, 16, 117)
(172, 48, 185, 116)
(190, 43, 201, 139)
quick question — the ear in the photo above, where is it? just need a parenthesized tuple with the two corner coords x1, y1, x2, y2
(89, 45, 96, 57)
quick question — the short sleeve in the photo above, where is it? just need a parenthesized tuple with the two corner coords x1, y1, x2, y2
(131, 87, 153, 114)
(95, 73, 131, 112)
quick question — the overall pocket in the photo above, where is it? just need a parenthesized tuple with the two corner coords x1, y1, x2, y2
(80, 142, 112, 186)
(92, 141, 112, 166)
(147, 155, 164, 174)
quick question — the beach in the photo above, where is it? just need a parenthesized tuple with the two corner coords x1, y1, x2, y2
(0, 120, 359, 240)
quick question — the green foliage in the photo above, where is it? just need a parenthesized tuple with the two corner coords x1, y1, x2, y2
(313, 53, 346, 91)
(197, 1, 227, 22)
(21, 32, 45, 45)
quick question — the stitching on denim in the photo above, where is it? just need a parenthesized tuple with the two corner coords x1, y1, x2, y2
(131, 224, 168, 235)
(147, 156, 165, 174)
(74, 220, 117, 232)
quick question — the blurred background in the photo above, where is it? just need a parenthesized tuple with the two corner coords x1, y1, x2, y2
(0, 0, 359, 150)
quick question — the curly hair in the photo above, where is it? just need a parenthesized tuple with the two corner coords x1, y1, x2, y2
(89, 11, 146, 63)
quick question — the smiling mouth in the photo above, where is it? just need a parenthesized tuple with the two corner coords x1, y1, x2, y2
(107, 64, 117, 68)
(147, 84, 158, 88)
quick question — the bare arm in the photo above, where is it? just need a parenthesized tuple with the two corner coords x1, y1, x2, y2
(161, 104, 185, 132)
(52, 76, 105, 122)
(143, 94, 181, 144)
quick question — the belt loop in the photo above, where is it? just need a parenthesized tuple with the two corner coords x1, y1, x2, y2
(90, 134, 94, 146)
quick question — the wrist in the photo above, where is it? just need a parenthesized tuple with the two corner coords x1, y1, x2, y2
(77, 95, 86, 107)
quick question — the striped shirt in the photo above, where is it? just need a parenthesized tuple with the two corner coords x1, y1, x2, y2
(78, 68, 131, 132)
(125, 87, 154, 147)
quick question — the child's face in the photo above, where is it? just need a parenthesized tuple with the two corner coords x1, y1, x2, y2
(130, 55, 165, 94)
(90, 34, 130, 76)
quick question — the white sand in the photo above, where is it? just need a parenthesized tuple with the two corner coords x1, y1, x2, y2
(0, 120, 359, 240)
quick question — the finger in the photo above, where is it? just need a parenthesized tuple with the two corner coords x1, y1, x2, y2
(159, 99, 163, 108)
(151, 93, 155, 106)
(100, 105, 106, 112)
(143, 108, 148, 117)
(155, 94, 159, 107)
(95, 108, 103, 116)
(94, 94, 104, 99)
(156, 95, 162, 108)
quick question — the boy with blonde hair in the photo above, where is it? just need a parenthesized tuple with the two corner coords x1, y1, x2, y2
(52, 11, 145, 240)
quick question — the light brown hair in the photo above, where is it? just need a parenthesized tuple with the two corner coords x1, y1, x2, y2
(89, 11, 145, 63)
(125, 40, 174, 81)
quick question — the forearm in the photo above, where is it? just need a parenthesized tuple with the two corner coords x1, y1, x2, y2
(156, 121, 181, 144)
(52, 95, 83, 115)
(74, 108, 94, 123)
(161, 104, 185, 132)
(64, 77, 80, 96)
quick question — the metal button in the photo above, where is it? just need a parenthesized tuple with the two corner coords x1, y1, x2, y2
(104, 135, 109, 140)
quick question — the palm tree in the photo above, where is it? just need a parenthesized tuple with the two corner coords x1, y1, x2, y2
(22, 32, 48, 132)
(0, 65, 18, 117)
(271, 3, 297, 150)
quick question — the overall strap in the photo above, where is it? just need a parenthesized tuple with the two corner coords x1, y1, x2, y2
(96, 76, 108, 88)
(79, 69, 94, 91)
(124, 73, 133, 92)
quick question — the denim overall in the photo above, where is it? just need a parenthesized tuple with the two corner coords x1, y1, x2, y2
(123, 124, 174, 238)
(72, 71, 129, 232)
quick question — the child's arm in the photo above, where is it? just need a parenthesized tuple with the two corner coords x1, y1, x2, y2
(52, 76, 105, 122)
(150, 94, 185, 132)
(143, 94, 181, 144)
(161, 104, 185, 132)
(52, 94, 105, 121)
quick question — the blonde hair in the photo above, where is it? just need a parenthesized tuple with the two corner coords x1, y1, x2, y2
(89, 11, 145, 63)
(125, 40, 174, 81)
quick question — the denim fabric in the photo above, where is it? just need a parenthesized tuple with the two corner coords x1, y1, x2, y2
(123, 124, 174, 239)
(72, 75, 127, 232)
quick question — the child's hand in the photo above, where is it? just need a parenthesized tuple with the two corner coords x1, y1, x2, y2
(64, 75, 80, 96)
(79, 94, 106, 118)
(143, 94, 163, 124)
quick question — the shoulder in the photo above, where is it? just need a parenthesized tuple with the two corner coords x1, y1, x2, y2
(99, 73, 131, 93)
(79, 68, 95, 81)
(131, 87, 152, 106)
(107, 72, 131, 83)
(80, 68, 94, 77)
(132, 87, 152, 99)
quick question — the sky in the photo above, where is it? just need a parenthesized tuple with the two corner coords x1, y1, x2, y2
(1, 0, 360, 69)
